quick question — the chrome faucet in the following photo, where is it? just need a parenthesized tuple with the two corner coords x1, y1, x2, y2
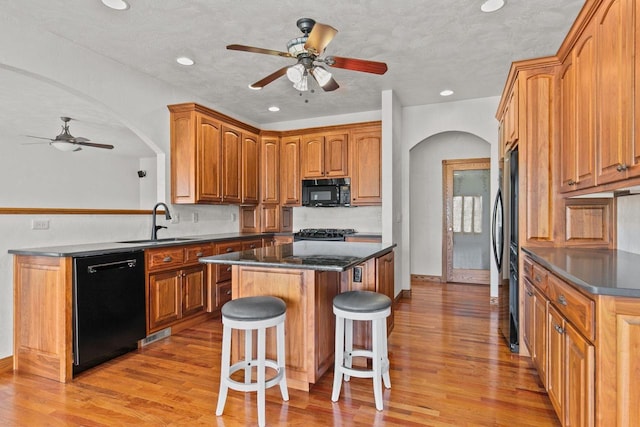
(151, 202, 172, 240)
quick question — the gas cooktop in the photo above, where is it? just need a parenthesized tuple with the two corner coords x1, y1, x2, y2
(293, 228, 356, 241)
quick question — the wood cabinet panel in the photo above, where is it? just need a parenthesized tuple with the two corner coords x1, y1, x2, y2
(260, 135, 279, 204)
(564, 198, 613, 247)
(241, 132, 260, 204)
(171, 112, 197, 202)
(548, 274, 595, 342)
(146, 247, 185, 271)
(523, 280, 536, 359)
(300, 133, 348, 179)
(533, 286, 548, 388)
(564, 322, 595, 427)
(215, 241, 242, 282)
(301, 134, 324, 178)
(547, 305, 565, 419)
(197, 114, 223, 202)
(595, 0, 633, 185)
(280, 136, 301, 206)
(559, 56, 577, 193)
(148, 270, 182, 331)
(221, 126, 242, 203)
(350, 125, 382, 206)
(324, 133, 349, 177)
(182, 265, 206, 317)
(376, 250, 395, 332)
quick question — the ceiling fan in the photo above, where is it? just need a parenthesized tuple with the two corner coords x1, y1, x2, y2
(227, 18, 388, 92)
(25, 117, 114, 152)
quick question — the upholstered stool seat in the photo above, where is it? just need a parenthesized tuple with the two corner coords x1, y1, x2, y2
(331, 290, 392, 411)
(216, 296, 289, 427)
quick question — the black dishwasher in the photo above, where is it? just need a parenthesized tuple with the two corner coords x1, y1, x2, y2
(73, 251, 146, 374)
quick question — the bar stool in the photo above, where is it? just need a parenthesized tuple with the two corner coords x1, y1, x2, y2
(216, 296, 289, 427)
(331, 290, 392, 411)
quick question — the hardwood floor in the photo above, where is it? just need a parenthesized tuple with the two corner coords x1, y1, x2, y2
(0, 282, 559, 426)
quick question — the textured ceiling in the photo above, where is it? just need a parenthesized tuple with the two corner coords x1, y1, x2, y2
(2, 0, 585, 156)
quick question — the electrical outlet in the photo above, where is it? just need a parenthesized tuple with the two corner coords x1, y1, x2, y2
(170, 213, 180, 224)
(31, 219, 49, 230)
(231, 213, 237, 221)
(192, 212, 198, 223)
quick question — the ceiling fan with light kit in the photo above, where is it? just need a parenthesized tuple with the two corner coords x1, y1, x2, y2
(227, 18, 388, 92)
(24, 116, 114, 152)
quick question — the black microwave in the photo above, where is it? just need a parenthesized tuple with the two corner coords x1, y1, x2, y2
(302, 178, 351, 207)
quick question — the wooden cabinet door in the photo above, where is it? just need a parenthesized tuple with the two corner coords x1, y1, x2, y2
(171, 111, 197, 203)
(504, 84, 519, 149)
(574, 24, 597, 190)
(564, 322, 595, 427)
(595, 0, 633, 185)
(350, 126, 382, 206)
(260, 204, 281, 232)
(523, 281, 536, 357)
(260, 135, 280, 204)
(197, 113, 223, 202)
(301, 134, 325, 178)
(280, 136, 301, 205)
(182, 265, 206, 317)
(324, 133, 349, 177)
(533, 286, 548, 388)
(548, 305, 565, 419)
(221, 126, 242, 203)
(149, 270, 182, 332)
(241, 132, 260, 204)
(559, 55, 577, 193)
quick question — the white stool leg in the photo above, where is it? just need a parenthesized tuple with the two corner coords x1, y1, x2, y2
(256, 327, 266, 427)
(381, 318, 391, 389)
(244, 329, 253, 384)
(344, 318, 353, 382)
(331, 314, 345, 402)
(276, 320, 289, 401)
(372, 318, 383, 411)
(216, 324, 232, 416)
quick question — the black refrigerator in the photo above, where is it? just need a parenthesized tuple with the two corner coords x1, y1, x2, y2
(493, 147, 519, 353)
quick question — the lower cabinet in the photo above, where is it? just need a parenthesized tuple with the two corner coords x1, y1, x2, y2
(146, 244, 212, 334)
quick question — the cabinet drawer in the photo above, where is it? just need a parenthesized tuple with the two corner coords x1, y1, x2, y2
(215, 241, 242, 282)
(548, 274, 595, 341)
(523, 257, 534, 280)
(242, 239, 262, 250)
(184, 244, 214, 264)
(216, 280, 232, 309)
(147, 247, 185, 271)
(531, 265, 549, 293)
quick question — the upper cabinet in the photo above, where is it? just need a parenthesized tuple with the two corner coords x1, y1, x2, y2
(260, 134, 279, 205)
(350, 125, 382, 206)
(595, 0, 635, 185)
(503, 84, 519, 154)
(168, 103, 261, 205)
(301, 132, 348, 179)
(280, 135, 301, 206)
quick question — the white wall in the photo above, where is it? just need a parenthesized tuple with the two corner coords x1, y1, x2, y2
(401, 96, 501, 296)
(616, 194, 640, 254)
(409, 131, 491, 277)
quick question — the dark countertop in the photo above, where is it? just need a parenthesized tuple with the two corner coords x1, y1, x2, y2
(522, 246, 640, 298)
(8, 232, 269, 258)
(199, 241, 396, 272)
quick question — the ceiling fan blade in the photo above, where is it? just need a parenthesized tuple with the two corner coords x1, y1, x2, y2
(325, 56, 388, 75)
(72, 137, 90, 142)
(75, 141, 114, 150)
(250, 66, 290, 89)
(25, 135, 54, 141)
(227, 44, 292, 58)
(304, 23, 337, 55)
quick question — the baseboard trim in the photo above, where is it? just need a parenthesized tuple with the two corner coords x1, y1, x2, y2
(0, 356, 13, 374)
(399, 289, 411, 299)
(411, 274, 443, 283)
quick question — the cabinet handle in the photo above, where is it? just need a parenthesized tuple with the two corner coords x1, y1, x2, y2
(249, 244, 256, 248)
(226, 266, 232, 272)
(526, 290, 533, 297)
(225, 248, 233, 253)
(567, 179, 576, 186)
(163, 256, 173, 262)
(534, 275, 541, 283)
(616, 163, 628, 172)
(558, 295, 568, 306)
(554, 324, 565, 334)
(196, 252, 203, 257)
(226, 289, 232, 295)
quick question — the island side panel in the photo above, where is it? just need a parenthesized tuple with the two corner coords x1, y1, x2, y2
(313, 271, 340, 381)
(13, 255, 73, 383)
(232, 265, 320, 392)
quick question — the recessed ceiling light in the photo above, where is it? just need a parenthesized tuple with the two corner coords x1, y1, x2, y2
(101, 0, 130, 11)
(268, 106, 280, 112)
(249, 85, 262, 90)
(176, 56, 194, 66)
(440, 89, 454, 97)
(481, 0, 505, 13)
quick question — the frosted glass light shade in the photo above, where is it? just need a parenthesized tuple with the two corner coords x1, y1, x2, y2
(287, 64, 305, 83)
(51, 142, 79, 152)
(293, 75, 308, 91)
(312, 67, 332, 87)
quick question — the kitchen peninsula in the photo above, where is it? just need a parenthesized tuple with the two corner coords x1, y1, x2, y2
(199, 241, 396, 391)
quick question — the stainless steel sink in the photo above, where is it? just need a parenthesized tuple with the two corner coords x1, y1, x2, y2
(117, 237, 193, 244)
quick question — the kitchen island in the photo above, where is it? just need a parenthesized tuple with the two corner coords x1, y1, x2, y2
(199, 241, 396, 391)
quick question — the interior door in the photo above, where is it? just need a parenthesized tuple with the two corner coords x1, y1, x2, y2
(443, 158, 491, 284)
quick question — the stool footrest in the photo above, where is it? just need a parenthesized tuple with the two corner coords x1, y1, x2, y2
(225, 360, 286, 392)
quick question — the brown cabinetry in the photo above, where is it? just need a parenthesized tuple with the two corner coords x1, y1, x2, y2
(168, 103, 261, 205)
(350, 125, 382, 206)
(146, 243, 212, 333)
(280, 135, 301, 206)
(503, 84, 519, 153)
(260, 134, 279, 204)
(301, 132, 348, 179)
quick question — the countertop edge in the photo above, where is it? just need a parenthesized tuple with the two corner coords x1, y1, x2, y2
(521, 247, 640, 298)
